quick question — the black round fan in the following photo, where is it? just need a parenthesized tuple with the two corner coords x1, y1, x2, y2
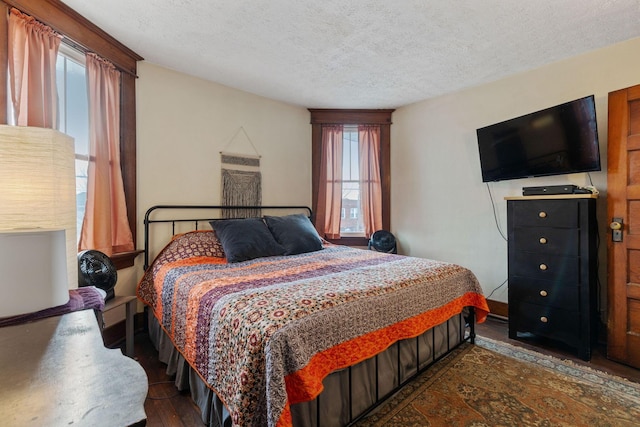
(368, 230, 397, 254)
(78, 250, 117, 300)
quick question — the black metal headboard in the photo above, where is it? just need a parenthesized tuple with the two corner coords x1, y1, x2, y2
(143, 205, 313, 269)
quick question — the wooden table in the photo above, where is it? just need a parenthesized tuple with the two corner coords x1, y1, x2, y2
(0, 309, 147, 426)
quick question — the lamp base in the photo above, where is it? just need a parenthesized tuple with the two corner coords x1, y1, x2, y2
(0, 229, 69, 318)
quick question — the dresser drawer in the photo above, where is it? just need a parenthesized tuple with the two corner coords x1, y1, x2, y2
(511, 227, 579, 256)
(511, 301, 580, 344)
(510, 200, 578, 228)
(509, 277, 579, 310)
(510, 251, 579, 282)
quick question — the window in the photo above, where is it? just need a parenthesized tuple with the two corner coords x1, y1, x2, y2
(0, 1, 143, 268)
(56, 45, 89, 240)
(5, 29, 90, 242)
(341, 125, 364, 235)
(310, 109, 394, 246)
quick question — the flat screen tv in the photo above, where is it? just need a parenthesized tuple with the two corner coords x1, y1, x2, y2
(476, 95, 601, 182)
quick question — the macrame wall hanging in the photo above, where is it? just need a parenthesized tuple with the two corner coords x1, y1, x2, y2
(220, 126, 262, 218)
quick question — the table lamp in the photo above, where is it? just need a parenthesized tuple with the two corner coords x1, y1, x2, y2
(0, 125, 76, 317)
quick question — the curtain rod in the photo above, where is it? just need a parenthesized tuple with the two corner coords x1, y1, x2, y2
(6, 5, 139, 79)
(60, 38, 138, 79)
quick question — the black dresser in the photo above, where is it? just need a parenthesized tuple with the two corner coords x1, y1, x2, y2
(506, 195, 598, 360)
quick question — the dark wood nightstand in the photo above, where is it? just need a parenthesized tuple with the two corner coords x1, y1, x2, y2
(96, 295, 137, 357)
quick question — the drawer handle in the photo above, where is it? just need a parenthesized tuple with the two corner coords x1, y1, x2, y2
(539, 237, 547, 244)
(540, 290, 548, 297)
(539, 263, 548, 271)
(540, 316, 548, 323)
(538, 211, 547, 218)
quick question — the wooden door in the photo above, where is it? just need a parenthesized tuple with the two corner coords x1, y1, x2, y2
(607, 85, 640, 368)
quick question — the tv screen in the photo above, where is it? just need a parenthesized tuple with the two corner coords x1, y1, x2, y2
(476, 95, 601, 182)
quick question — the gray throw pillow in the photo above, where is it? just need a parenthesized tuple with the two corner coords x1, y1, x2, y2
(210, 218, 285, 263)
(264, 214, 323, 255)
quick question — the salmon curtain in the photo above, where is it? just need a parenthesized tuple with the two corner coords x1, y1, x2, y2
(358, 125, 382, 238)
(79, 53, 134, 255)
(7, 8, 62, 128)
(315, 125, 343, 239)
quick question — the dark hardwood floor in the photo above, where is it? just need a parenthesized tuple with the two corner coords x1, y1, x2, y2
(129, 315, 640, 426)
(133, 332, 205, 426)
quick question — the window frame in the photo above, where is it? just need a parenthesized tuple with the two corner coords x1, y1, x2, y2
(309, 109, 394, 247)
(0, 0, 143, 269)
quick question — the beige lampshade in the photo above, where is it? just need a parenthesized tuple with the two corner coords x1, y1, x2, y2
(0, 125, 77, 297)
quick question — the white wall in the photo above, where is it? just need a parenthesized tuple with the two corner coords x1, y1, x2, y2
(108, 62, 310, 322)
(112, 38, 640, 324)
(391, 37, 640, 317)
(136, 62, 311, 212)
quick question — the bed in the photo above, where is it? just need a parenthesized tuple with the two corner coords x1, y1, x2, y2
(137, 205, 489, 427)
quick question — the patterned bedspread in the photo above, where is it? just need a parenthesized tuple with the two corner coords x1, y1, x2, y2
(137, 236, 489, 427)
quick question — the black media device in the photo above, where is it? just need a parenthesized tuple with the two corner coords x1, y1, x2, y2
(522, 184, 577, 196)
(476, 95, 601, 182)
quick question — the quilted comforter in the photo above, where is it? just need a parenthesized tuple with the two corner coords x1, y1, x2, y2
(137, 235, 488, 427)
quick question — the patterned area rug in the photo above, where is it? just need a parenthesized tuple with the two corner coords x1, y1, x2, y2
(356, 337, 640, 426)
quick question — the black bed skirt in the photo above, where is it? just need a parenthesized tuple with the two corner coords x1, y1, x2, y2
(147, 309, 469, 427)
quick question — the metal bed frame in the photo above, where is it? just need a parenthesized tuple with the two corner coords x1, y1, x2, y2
(297, 312, 475, 426)
(143, 204, 312, 269)
(142, 204, 477, 426)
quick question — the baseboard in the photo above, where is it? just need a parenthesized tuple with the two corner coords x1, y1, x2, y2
(101, 312, 146, 349)
(486, 299, 508, 319)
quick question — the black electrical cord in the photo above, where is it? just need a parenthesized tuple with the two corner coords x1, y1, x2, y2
(146, 381, 181, 400)
(484, 182, 509, 299)
(486, 278, 508, 300)
(486, 182, 507, 241)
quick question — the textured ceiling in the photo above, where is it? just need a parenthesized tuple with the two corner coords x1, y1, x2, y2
(61, 0, 640, 109)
